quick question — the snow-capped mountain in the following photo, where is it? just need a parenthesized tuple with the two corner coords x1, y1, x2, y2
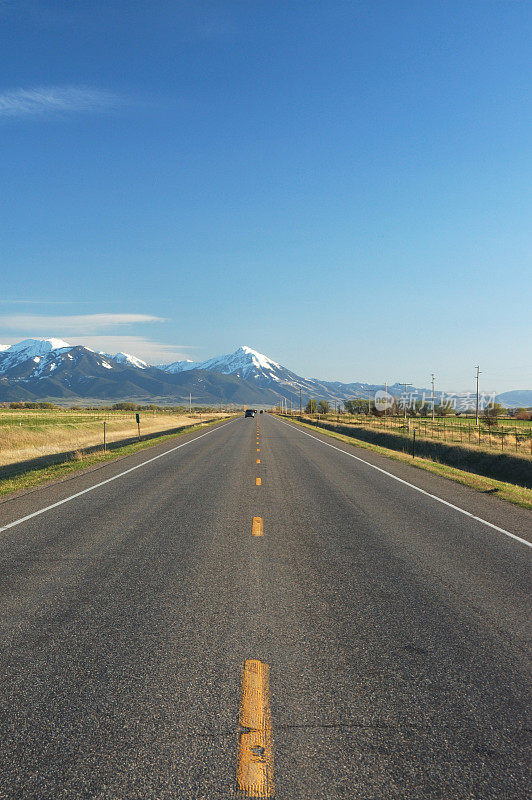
(0, 338, 296, 404)
(160, 345, 342, 400)
(110, 352, 149, 370)
(162, 358, 194, 373)
(0, 340, 150, 377)
(160, 345, 404, 405)
(162, 345, 279, 378)
(163, 346, 286, 381)
(0, 338, 528, 406)
(0, 338, 71, 373)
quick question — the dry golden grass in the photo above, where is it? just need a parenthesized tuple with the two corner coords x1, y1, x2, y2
(0, 410, 226, 466)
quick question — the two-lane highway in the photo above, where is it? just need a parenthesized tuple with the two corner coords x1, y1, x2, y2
(0, 413, 530, 798)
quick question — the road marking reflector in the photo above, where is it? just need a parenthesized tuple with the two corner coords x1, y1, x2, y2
(255, 478, 261, 486)
(256, 459, 261, 464)
(257, 448, 260, 452)
(251, 517, 263, 536)
(237, 659, 274, 797)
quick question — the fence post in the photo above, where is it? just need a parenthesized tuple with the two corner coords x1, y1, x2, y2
(412, 428, 416, 459)
(103, 421, 106, 452)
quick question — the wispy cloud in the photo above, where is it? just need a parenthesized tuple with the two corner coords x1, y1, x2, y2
(0, 313, 165, 334)
(0, 85, 126, 119)
(63, 336, 192, 365)
(0, 313, 192, 363)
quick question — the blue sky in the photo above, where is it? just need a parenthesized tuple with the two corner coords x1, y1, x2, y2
(1, 1, 530, 391)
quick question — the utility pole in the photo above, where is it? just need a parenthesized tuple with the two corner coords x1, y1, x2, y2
(299, 387, 302, 416)
(189, 392, 191, 414)
(367, 387, 371, 415)
(384, 381, 388, 416)
(431, 374, 435, 422)
(402, 382, 412, 427)
(475, 365, 482, 426)
(290, 396, 292, 415)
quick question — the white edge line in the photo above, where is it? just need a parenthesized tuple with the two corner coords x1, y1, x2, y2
(275, 417, 532, 549)
(0, 419, 236, 534)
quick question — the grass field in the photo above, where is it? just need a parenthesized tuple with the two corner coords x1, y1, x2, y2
(0, 408, 228, 467)
(313, 413, 532, 456)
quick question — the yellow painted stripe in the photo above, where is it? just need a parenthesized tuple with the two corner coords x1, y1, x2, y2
(257, 448, 260, 452)
(251, 516, 263, 537)
(255, 477, 261, 486)
(256, 459, 261, 464)
(237, 659, 274, 797)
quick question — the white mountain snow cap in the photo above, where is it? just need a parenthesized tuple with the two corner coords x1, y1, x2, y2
(158, 358, 195, 373)
(159, 345, 283, 376)
(5, 337, 71, 355)
(0, 344, 10, 352)
(112, 352, 148, 369)
(0, 338, 73, 376)
(239, 345, 280, 370)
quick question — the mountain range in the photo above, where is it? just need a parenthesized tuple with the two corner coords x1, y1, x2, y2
(0, 339, 529, 407)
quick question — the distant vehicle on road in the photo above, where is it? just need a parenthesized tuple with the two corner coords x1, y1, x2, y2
(244, 409, 256, 417)
(259, 410, 264, 413)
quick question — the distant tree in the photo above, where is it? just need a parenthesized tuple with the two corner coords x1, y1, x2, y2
(515, 408, 532, 420)
(305, 399, 317, 414)
(112, 401, 137, 411)
(435, 403, 455, 417)
(344, 398, 367, 414)
(317, 400, 330, 414)
(483, 402, 505, 426)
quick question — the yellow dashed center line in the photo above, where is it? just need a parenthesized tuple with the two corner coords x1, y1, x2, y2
(257, 448, 260, 452)
(237, 659, 274, 797)
(251, 516, 263, 537)
(255, 477, 261, 486)
(256, 458, 261, 464)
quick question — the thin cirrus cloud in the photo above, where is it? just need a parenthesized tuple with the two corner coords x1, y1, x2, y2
(0, 314, 191, 364)
(0, 85, 127, 118)
(0, 313, 166, 334)
(67, 336, 193, 364)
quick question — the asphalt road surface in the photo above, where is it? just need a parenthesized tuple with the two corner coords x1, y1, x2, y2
(0, 413, 530, 799)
